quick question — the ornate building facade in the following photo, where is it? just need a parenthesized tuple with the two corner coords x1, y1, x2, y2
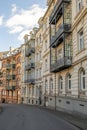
(0, 48, 21, 103)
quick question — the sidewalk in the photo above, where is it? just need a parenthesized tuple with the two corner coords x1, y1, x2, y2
(38, 106, 87, 130)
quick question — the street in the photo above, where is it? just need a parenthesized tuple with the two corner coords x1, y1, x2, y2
(0, 104, 80, 130)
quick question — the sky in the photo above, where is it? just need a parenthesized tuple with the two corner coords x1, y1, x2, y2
(0, 0, 47, 52)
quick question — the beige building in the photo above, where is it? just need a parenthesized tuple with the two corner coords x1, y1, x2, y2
(1, 0, 86, 115)
(42, 0, 56, 106)
(47, 0, 87, 115)
(20, 43, 26, 103)
(35, 17, 43, 105)
(24, 28, 38, 104)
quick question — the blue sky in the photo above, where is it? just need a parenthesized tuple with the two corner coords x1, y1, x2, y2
(0, 0, 47, 52)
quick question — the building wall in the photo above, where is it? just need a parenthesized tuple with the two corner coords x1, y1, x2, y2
(0, 48, 22, 104)
(46, 0, 87, 115)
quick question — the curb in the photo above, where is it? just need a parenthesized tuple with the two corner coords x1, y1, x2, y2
(37, 106, 87, 130)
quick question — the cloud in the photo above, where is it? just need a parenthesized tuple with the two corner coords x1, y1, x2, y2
(6, 4, 46, 41)
(18, 30, 30, 42)
(0, 16, 3, 25)
(12, 4, 17, 13)
(9, 26, 23, 34)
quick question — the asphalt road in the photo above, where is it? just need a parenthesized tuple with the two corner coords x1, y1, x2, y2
(0, 104, 80, 130)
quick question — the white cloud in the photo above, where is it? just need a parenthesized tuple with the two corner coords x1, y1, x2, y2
(0, 16, 3, 25)
(6, 4, 46, 41)
(12, 4, 17, 13)
(18, 30, 31, 42)
(9, 26, 23, 34)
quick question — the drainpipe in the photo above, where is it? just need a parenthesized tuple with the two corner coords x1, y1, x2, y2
(55, 73, 56, 111)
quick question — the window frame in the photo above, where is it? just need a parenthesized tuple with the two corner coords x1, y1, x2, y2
(78, 28, 84, 51)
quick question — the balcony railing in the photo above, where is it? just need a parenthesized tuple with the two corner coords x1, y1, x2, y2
(25, 47, 35, 57)
(51, 24, 71, 46)
(50, 0, 71, 23)
(6, 86, 15, 90)
(6, 74, 16, 80)
(6, 64, 16, 70)
(25, 79, 35, 85)
(25, 63, 35, 70)
(50, 56, 72, 72)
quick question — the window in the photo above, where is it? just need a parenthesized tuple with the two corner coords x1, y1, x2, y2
(32, 87, 34, 96)
(17, 79, 20, 86)
(58, 49, 62, 60)
(39, 68, 41, 77)
(79, 68, 85, 90)
(37, 53, 38, 61)
(39, 34, 41, 43)
(78, 29, 84, 51)
(36, 69, 38, 79)
(17, 56, 21, 63)
(29, 87, 31, 96)
(45, 80, 48, 92)
(67, 74, 71, 90)
(77, 0, 83, 12)
(17, 68, 21, 74)
(45, 40, 48, 50)
(39, 51, 41, 60)
(59, 76, 63, 90)
(45, 59, 48, 70)
(50, 79, 53, 92)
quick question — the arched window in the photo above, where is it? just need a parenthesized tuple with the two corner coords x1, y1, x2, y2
(17, 67, 21, 74)
(17, 56, 21, 63)
(59, 76, 63, 90)
(50, 78, 53, 91)
(79, 68, 85, 90)
(66, 73, 71, 90)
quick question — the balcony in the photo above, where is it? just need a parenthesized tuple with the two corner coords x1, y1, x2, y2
(25, 79, 35, 85)
(50, 0, 71, 23)
(51, 24, 71, 47)
(6, 64, 16, 70)
(50, 56, 72, 72)
(6, 74, 16, 80)
(25, 63, 35, 70)
(12, 64, 16, 69)
(6, 86, 15, 90)
(6, 64, 11, 70)
(25, 47, 35, 57)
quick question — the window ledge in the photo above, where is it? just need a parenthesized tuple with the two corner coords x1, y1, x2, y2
(74, 6, 84, 20)
(76, 48, 85, 55)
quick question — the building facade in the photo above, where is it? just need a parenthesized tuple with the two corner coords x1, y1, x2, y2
(35, 17, 43, 105)
(0, 48, 22, 103)
(42, 0, 56, 107)
(20, 43, 26, 103)
(24, 28, 37, 104)
(0, 0, 87, 115)
(48, 0, 87, 115)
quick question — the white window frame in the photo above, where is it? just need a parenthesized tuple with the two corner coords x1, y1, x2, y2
(58, 49, 62, 60)
(50, 79, 53, 92)
(59, 76, 63, 90)
(45, 80, 48, 91)
(67, 74, 71, 90)
(80, 69, 85, 90)
(77, 0, 83, 13)
(78, 29, 84, 51)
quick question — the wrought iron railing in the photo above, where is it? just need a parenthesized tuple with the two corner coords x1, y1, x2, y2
(51, 56, 72, 72)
